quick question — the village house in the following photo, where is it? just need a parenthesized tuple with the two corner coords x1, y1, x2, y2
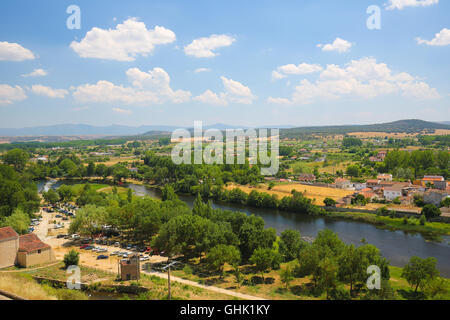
(369, 150, 387, 162)
(335, 178, 352, 189)
(377, 174, 393, 182)
(358, 188, 378, 201)
(421, 175, 445, 187)
(383, 186, 403, 201)
(353, 182, 367, 191)
(433, 180, 448, 191)
(297, 173, 316, 182)
(366, 179, 381, 190)
(423, 190, 448, 207)
(119, 254, 140, 281)
(0, 227, 55, 269)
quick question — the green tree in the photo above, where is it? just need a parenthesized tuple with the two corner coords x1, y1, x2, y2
(402, 256, 439, 293)
(421, 204, 441, 221)
(249, 247, 279, 281)
(346, 165, 360, 178)
(68, 205, 107, 236)
(278, 229, 305, 262)
(63, 249, 80, 268)
(318, 257, 338, 300)
(1, 209, 30, 234)
(43, 189, 60, 205)
(323, 198, 336, 207)
(3, 148, 29, 171)
(206, 244, 241, 275)
(280, 266, 294, 289)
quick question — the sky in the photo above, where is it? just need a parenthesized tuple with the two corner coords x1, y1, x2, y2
(0, 0, 449, 128)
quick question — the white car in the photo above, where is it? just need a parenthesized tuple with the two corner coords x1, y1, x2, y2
(140, 256, 149, 262)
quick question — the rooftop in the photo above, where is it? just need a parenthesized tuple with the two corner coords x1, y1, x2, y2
(0, 226, 19, 241)
(19, 233, 50, 253)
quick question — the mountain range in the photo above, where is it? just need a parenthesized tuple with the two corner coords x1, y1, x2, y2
(0, 120, 448, 137)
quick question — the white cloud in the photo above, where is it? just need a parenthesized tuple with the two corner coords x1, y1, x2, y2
(0, 84, 27, 105)
(317, 38, 353, 53)
(31, 85, 68, 99)
(0, 41, 35, 61)
(194, 68, 211, 73)
(385, 0, 438, 10)
(112, 107, 132, 114)
(22, 68, 48, 77)
(272, 63, 323, 80)
(0, 85, 27, 105)
(73, 67, 191, 106)
(194, 76, 255, 106)
(193, 89, 228, 106)
(70, 18, 176, 61)
(268, 57, 439, 105)
(184, 34, 235, 58)
(416, 28, 450, 46)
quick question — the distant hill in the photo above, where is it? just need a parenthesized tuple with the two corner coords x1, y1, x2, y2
(280, 119, 450, 137)
(0, 124, 180, 137)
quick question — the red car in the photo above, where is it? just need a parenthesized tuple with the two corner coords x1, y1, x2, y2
(80, 245, 89, 249)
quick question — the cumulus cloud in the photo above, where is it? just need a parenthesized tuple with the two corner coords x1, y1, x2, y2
(0, 85, 27, 105)
(194, 76, 255, 106)
(31, 85, 68, 99)
(73, 67, 191, 106)
(22, 69, 48, 77)
(184, 34, 235, 58)
(70, 18, 176, 61)
(272, 63, 323, 80)
(0, 41, 35, 61)
(112, 107, 132, 114)
(416, 28, 450, 46)
(317, 38, 353, 53)
(268, 57, 439, 105)
(385, 0, 438, 10)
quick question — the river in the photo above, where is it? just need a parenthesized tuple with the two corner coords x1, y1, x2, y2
(38, 180, 450, 277)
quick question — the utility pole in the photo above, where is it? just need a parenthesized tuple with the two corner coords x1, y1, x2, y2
(162, 260, 178, 300)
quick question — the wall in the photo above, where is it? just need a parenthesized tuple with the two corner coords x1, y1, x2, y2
(0, 238, 19, 269)
(17, 248, 56, 268)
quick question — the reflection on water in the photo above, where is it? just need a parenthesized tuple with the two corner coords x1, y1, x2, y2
(36, 179, 450, 277)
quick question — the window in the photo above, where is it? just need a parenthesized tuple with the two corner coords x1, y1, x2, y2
(38, 249, 41, 254)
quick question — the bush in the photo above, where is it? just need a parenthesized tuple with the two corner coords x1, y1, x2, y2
(63, 250, 80, 268)
(330, 285, 351, 300)
(421, 204, 441, 221)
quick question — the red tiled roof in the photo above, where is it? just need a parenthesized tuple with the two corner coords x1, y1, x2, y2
(19, 233, 50, 253)
(0, 226, 19, 241)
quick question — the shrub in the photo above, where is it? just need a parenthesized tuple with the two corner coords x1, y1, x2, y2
(63, 249, 80, 268)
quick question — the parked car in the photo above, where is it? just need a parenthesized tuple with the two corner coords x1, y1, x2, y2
(140, 256, 149, 262)
(84, 246, 94, 250)
(97, 248, 108, 253)
(56, 234, 67, 239)
(114, 242, 120, 247)
(80, 245, 89, 249)
(97, 255, 108, 260)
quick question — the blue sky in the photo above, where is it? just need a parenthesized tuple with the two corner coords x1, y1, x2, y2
(0, 0, 449, 128)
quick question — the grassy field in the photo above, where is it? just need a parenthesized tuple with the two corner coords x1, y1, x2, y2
(226, 183, 353, 205)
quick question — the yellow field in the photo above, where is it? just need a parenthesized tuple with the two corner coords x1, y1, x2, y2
(348, 129, 450, 138)
(226, 183, 353, 205)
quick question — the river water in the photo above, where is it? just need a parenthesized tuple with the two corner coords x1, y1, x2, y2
(38, 180, 450, 277)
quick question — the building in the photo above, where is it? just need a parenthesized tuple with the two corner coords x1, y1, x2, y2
(366, 179, 381, 190)
(17, 233, 56, 268)
(369, 150, 387, 162)
(423, 190, 448, 207)
(0, 227, 55, 269)
(433, 181, 448, 191)
(335, 178, 352, 189)
(119, 254, 140, 281)
(297, 173, 316, 182)
(422, 175, 445, 187)
(0, 227, 19, 269)
(353, 182, 367, 191)
(383, 186, 403, 201)
(377, 174, 393, 182)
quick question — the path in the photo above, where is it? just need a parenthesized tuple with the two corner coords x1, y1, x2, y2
(143, 270, 266, 301)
